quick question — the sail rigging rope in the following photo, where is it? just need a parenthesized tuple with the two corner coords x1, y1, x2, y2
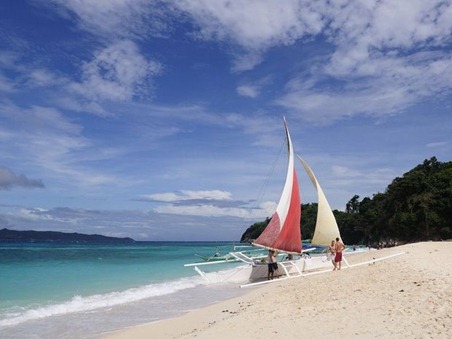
(241, 134, 287, 234)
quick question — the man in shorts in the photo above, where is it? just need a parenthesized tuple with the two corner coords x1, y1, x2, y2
(334, 237, 345, 270)
(267, 250, 278, 280)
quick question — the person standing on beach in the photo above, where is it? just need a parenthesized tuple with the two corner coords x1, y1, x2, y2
(334, 237, 345, 270)
(328, 240, 336, 270)
(267, 250, 278, 280)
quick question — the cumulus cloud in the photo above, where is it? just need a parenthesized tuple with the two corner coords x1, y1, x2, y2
(0, 167, 44, 190)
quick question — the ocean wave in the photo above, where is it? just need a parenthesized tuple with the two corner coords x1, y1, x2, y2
(0, 276, 205, 327)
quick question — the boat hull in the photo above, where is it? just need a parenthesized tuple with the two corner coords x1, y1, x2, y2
(190, 253, 344, 286)
(247, 255, 334, 282)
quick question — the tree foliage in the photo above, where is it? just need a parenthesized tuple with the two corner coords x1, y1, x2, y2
(240, 218, 270, 242)
(241, 157, 452, 245)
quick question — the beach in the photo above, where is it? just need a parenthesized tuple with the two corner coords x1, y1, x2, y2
(103, 242, 451, 339)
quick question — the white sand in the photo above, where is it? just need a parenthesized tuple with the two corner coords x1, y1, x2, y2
(103, 242, 452, 338)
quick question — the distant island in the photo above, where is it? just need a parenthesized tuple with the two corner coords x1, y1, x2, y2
(0, 228, 135, 244)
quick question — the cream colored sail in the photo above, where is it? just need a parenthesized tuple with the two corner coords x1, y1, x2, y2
(297, 156, 341, 246)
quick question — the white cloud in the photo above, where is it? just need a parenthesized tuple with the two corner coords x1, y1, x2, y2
(426, 141, 449, 148)
(256, 201, 277, 218)
(232, 52, 264, 73)
(154, 201, 273, 219)
(0, 103, 120, 187)
(142, 189, 276, 219)
(331, 165, 359, 178)
(324, 1, 452, 77)
(277, 81, 415, 123)
(276, 1, 452, 123)
(27, 69, 65, 87)
(155, 204, 245, 217)
(14, 208, 55, 222)
(144, 190, 232, 202)
(176, 0, 325, 70)
(369, 0, 452, 48)
(173, 0, 452, 122)
(46, 1, 322, 72)
(54, 96, 110, 117)
(48, 0, 171, 40)
(69, 40, 161, 102)
(237, 85, 259, 98)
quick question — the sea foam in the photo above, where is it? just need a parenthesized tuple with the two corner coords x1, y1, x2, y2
(0, 275, 205, 327)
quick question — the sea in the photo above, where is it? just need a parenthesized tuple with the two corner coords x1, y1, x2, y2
(0, 242, 251, 339)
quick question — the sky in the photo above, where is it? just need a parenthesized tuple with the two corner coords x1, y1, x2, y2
(0, 0, 451, 241)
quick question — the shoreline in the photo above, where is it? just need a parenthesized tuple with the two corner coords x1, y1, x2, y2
(103, 242, 452, 339)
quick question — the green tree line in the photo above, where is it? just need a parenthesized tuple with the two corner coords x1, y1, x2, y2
(241, 157, 452, 245)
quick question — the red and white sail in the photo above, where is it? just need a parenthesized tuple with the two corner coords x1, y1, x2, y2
(253, 119, 302, 254)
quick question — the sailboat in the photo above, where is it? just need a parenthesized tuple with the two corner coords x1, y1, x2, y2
(229, 118, 343, 282)
(185, 118, 405, 286)
(184, 118, 342, 283)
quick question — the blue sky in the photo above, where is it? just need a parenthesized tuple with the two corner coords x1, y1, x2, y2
(1, 0, 451, 241)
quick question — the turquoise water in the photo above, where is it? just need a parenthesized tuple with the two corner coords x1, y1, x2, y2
(0, 242, 248, 338)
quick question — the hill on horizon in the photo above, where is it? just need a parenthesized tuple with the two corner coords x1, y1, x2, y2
(0, 228, 135, 244)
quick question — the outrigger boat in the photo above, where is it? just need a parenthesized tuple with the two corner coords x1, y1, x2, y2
(193, 244, 265, 262)
(185, 118, 404, 287)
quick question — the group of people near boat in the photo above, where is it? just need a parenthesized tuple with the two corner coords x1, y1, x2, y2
(266, 237, 346, 279)
(328, 237, 345, 270)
